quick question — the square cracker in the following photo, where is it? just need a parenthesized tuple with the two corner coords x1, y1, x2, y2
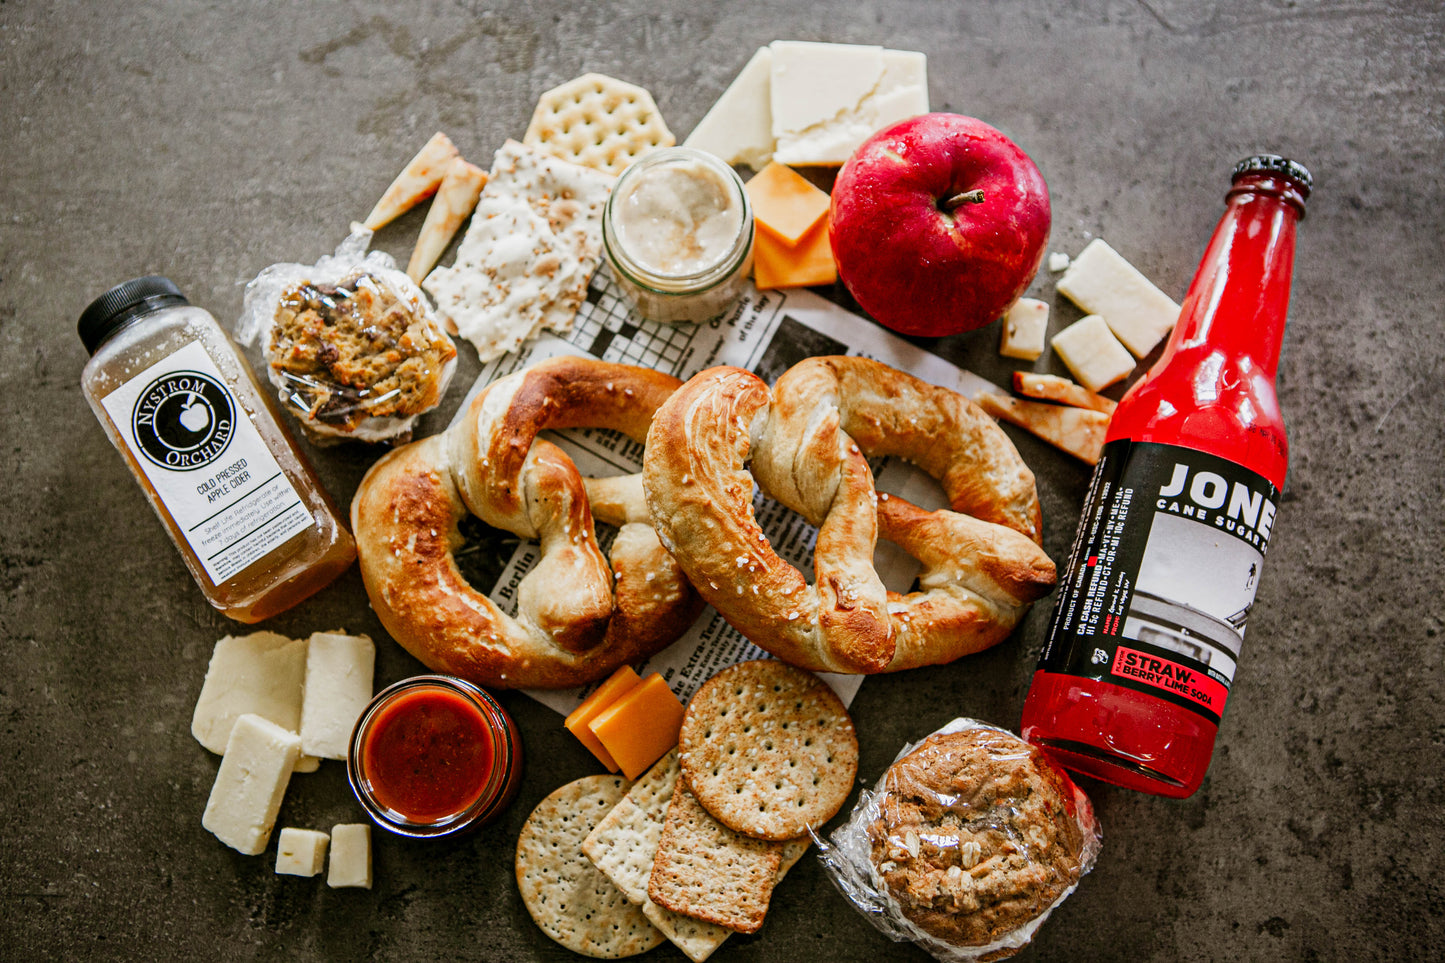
(583, 749, 683, 905)
(647, 780, 782, 935)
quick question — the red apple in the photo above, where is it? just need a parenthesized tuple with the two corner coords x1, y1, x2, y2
(829, 113, 1051, 337)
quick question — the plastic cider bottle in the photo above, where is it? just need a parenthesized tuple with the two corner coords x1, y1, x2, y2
(1021, 155, 1312, 798)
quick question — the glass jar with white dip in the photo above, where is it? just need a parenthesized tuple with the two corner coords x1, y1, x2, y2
(602, 147, 754, 324)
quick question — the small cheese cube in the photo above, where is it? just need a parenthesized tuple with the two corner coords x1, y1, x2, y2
(191, 632, 306, 755)
(753, 216, 837, 290)
(1056, 239, 1180, 357)
(1047, 252, 1071, 273)
(683, 46, 775, 170)
(275, 828, 330, 877)
(770, 42, 929, 166)
(328, 824, 373, 889)
(293, 755, 321, 773)
(299, 632, 375, 760)
(745, 163, 830, 246)
(999, 298, 1050, 361)
(201, 713, 301, 855)
(588, 673, 686, 780)
(564, 665, 644, 771)
(1051, 314, 1137, 392)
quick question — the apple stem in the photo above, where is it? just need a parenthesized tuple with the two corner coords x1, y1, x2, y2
(943, 189, 986, 211)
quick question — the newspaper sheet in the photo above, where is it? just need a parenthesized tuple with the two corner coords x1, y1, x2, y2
(450, 266, 998, 714)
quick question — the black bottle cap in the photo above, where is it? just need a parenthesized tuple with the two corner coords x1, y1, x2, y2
(1232, 155, 1312, 199)
(78, 276, 189, 356)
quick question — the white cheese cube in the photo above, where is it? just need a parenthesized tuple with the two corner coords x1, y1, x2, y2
(1047, 251, 1071, 273)
(1056, 239, 1180, 358)
(770, 42, 929, 165)
(683, 47, 774, 170)
(191, 631, 306, 755)
(201, 713, 301, 855)
(1051, 314, 1137, 392)
(299, 632, 375, 760)
(999, 298, 1050, 361)
(293, 755, 321, 774)
(328, 824, 373, 889)
(275, 828, 329, 877)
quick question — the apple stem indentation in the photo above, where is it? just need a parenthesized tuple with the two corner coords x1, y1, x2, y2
(943, 189, 986, 212)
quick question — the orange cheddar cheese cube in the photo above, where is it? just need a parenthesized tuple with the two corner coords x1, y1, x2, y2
(587, 673, 686, 780)
(745, 163, 831, 246)
(753, 216, 837, 290)
(564, 665, 643, 772)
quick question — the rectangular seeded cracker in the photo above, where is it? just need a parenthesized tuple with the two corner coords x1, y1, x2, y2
(647, 781, 783, 935)
(583, 749, 683, 904)
(422, 140, 613, 362)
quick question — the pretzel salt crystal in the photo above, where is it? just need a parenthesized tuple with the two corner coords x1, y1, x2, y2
(642, 357, 1056, 674)
(351, 357, 702, 689)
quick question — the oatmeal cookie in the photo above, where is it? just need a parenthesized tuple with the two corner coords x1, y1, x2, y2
(868, 727, 1088, 954)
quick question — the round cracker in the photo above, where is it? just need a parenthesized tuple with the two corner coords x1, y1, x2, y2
(514, 775, 664, 958)
(678, 660, 858, 841)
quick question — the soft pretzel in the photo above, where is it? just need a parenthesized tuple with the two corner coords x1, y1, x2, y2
(351, 357, 703, 689)
(642, 357, 1056, 674)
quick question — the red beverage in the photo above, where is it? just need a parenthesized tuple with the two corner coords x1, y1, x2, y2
(350, 676, 522, 835)
(1021, 155, 1311, 798)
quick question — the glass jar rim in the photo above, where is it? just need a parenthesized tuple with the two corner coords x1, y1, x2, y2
(603, 147, 754, 292)
(347, 674, 520, 838)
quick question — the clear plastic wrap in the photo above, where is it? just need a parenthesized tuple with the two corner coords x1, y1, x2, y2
(816, 718, 1102, 962)
(237, 228, 457, 444)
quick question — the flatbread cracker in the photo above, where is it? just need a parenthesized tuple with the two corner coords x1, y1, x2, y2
(678, 660, 858, 841)
(525, 73, 675, 176)
(515, 775, 663, 959)
(423, 140, 612, 361)
(647, 780, 782, 934)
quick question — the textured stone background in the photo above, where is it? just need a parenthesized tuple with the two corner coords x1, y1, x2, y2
(1, 1, 1441, 960)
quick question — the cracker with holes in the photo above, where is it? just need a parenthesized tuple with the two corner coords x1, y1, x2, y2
(524, 73, 676, 176)
(647, 780, 782, 934)
(515, 775, 664, 958)
(678, 660, 857, 841)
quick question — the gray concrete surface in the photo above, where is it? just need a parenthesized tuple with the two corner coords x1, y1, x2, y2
(2, 1, 1442, 960)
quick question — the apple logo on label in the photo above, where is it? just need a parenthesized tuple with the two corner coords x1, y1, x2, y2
(132, 371, 235, 471)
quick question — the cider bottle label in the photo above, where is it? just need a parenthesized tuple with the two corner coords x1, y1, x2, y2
(1038, 440, 1280, 723)
(100, 340, 312, 585)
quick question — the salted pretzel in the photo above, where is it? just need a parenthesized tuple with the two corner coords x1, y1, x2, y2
(642, 356, 1056, 674)
(352, 357, 703, 689)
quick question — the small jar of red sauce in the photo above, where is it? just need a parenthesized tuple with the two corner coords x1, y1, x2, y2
(348, 676, 522, 837)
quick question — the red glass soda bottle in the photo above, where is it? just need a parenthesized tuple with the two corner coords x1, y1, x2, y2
(1020, 155, 1311, 798)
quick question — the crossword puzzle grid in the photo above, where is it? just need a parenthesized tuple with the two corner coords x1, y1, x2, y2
(566, 267, 692, 377)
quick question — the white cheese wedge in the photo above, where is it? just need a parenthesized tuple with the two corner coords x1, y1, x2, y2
(1051, 314, 1137, 392)
(299, 632, 375, 760)
(328, 824, 373, 889)
(683, 46, 775, 170)
(191, 632, 307, 755)
(1056, 239, 1180, 358)
(770, 41, 929, 166)
(201, 713, 301, 855)
(275, 828, 330, 877)
(999, 298, 1050, 361)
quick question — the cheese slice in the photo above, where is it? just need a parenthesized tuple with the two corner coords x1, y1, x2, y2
(362, 132, 460, 230)
(202, 713, 301, 855)
(407, 156, 488, 282)
(191, 632, 307, 755)
(564, 665, 644, 771)
(745, 163, 830, 245)
(327, 824, 372, 889)
(275, 828, 329, 877)
(588, 673, 686, 780)
(298, 632, 375, 761)
(683, 47, 775, 170)
(770, 42, 929, 166)
(1051, 314, 1136, 392)
(1056, 239, 1180, 357)
(753, 216, 836, 290)
(1013, 372, 1118, 414)
(999, 298, 1050, 361)
(974, 392, 1110, 465)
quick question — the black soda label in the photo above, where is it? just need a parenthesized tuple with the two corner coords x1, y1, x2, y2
(1037, 440, 1280, 723)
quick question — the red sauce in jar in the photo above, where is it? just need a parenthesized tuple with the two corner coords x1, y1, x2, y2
(350, 676, 522, 835)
